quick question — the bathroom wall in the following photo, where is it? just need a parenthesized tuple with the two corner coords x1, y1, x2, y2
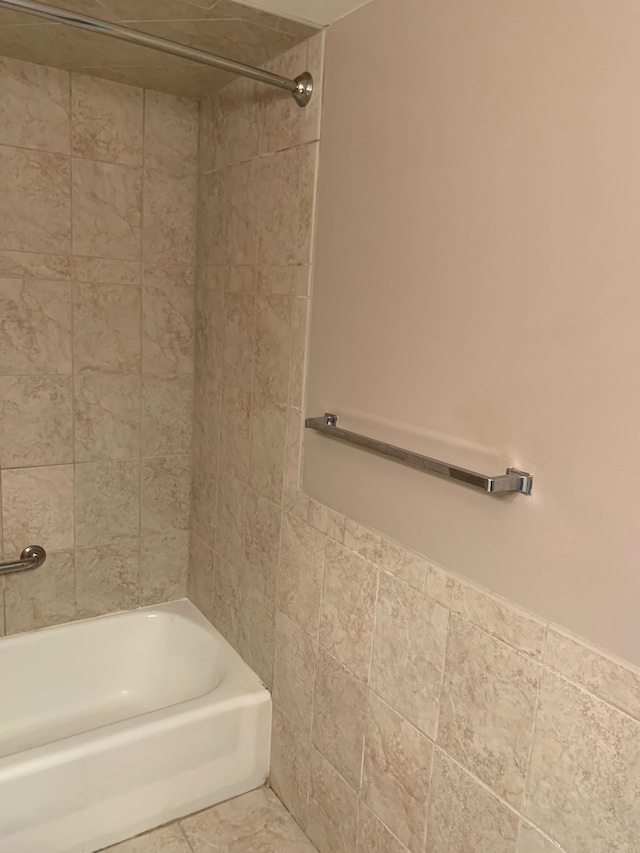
(305, 0, 640, 666)
(191, 19, 640, 853)
(0, 56, 197, 637)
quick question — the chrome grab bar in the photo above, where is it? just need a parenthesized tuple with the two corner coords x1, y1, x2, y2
(305, 413, 533, 496)
(0, 545, 47, 575)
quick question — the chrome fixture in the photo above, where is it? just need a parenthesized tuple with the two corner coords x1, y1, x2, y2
(0, 545, 47, 575)
(305, 413, 534, 496)
(0, 0, 314, 107)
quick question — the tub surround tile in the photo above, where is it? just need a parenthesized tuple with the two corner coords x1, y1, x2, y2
(363, 692, 433, 852)
(218, 385, 251, 483)
(305, 498, 344, 544)
(190, 461, 217, 552)
(144, 91, 198, 178)
(73, 256, 141, 286)
(75, 540, 140, 618)
(142, 167, 196, 266)
(438, 616, 540, 809)
(181, 787, 316, 852)
(311, 647, 368, 791)
(0, 57, 70, 154)
(71, 73, 143, 166)
(74, 374, 141, 462)
(0, 375, 73, 467)
(343, 518, 427, 592)
(254, 294, 293, 404)
(288, 296, 309, 410)
(142, 284, 194, 376)
(195, 283, 224, 382)
(144, 264, 195, 290)
(140, 530, 188, 606)
(238, 580, 275, 688)
(278, 511, 325, 635)
(142, 375, 193, 457)
(200, 75, 260, 173)
(0, 250, 71, 281)
(249, 395, 287, 504)
(188, 533, 214, 622)
(215, 474, 246, 570)
(516, 824, 566, 853)
(222, 291, 255, 391)
(1, 464, 74, 553)
(0, 148, 71, 254)
(141, 455, 191, 536)
(318, 540, 377, 682)
(4, 549, 75, 634)
(308, 749, 359, 853)
(270, 705, 311, 830)
(525, 670, 640, 853)
(212, 552, 242, 649)
(72, 158, 142, 260)
(199, 161, 258, 266)
(0, 278, 72, 375)
(244, 490, 281, 602)
(426, 750, 519, 853)
(75, 460, 140, 547)
(73, 282, 141, 374)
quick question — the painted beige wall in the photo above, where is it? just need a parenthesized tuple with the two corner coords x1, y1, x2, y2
(305, 0, 640, 664)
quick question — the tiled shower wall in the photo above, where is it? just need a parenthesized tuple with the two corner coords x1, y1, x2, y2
(190, 34, 640, 853)
(0, 57, 196, 637)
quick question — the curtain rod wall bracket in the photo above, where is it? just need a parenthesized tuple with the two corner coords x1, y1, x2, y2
(0, 0, 314, 106)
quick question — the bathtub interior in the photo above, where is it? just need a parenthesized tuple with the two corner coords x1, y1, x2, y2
(0, 603, 227, 758)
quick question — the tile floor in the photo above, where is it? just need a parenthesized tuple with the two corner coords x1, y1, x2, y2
(103, 787, 317, 853)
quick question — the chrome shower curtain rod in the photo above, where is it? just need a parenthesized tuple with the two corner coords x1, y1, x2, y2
(0, 0, 314, 106)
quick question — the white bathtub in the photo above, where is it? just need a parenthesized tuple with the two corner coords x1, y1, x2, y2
(0, 600, 271, 853)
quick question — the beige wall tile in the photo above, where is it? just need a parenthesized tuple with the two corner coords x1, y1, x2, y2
(254, 294, 292, 404)
(72, 158, 142, 260)
(218, 385, 251, 482)
(357, 805, 410, 853)
(237, 579, 275, 687)
(319, 540, 378, 681)
(525, 670, 640, 853)
(438, 616, 540, 809)
(256, 144, 317, 266)
(144, 90, 198, 178)
(362, 693, 432, 853)
(544, 626, 640, 722)
(195, 282, 224, 383)
(73, 256, 141, 286)
(73, 282, 141, 374)
(426, 750, 519, 853)
(278, 511, 325, 635)
(190, 461, 217, 552)
(222, 291, 255, 391)
(244, 489, 281, 601)
(200, 77, 260, 172)
(256, 265, 311, 297)
(75, 460, 140, 546)
(2, 464, 74, 553)
(371, 572, 448, 738)
(249, 394, 287, 503)
(144, 264, 194, 290)
(305, 498, 344, 543)
(288, 295, 309, 410)
(308, 749, 359, 853)
(142, 168, 196, 266)
(270, 704, 311, 831)
(192, 371, 220, 477)
(273, 610, 317, 734)
(312, 647, 368, 791)
(76, 540, 139, 617)
(212, 552, 242, 648)
(0, 375, 73, 467)
(142, 455, 191, 536)
(259, 41, 310, 156)
(0, 250, 71, 281)
(516, 824, 566, 853)
(74, 374, 140, 461)
(216, 473, 246, 569)
(199, 162, 258, 266)
(181, 787, 315, 853)
(188, 533, 214, 621)
(0, 57, 69, 154)
(140, 530, 188, 606)
(344, 518, 427, 592)
(142, 284, 194, 375)
(4, 549, 75, 634)
(142, 375, 192, 456)
(0, 148, 71, 253)
(425, 565, 546, 659)
(71, 73, 143, 166)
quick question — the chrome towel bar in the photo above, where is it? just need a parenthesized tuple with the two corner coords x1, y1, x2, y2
(305, 413, 533, 496)
(0, 545, 47, 575)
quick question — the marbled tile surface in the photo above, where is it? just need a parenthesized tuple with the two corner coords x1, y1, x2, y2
(102, 787, 317, 853)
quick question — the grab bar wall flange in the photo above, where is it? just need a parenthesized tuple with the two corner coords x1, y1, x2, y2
(305, 413, 533, 496)
(0, 545, 47, 575)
